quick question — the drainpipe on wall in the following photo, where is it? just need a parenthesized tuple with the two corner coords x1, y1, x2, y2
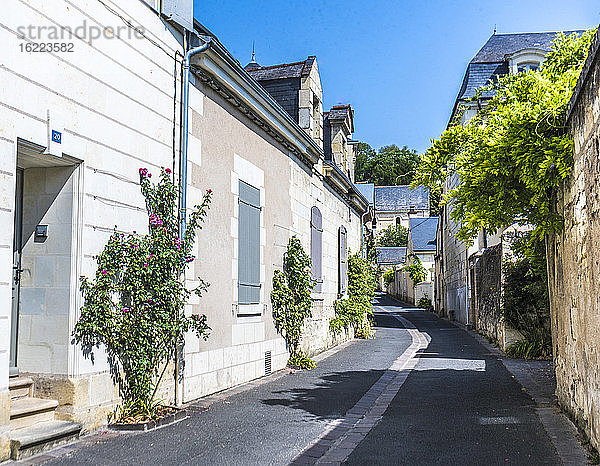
(175, 35, 212, 407)
(180, 37, 212, 240)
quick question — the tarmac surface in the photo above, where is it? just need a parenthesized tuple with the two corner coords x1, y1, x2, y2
(33, 294, 571, 465)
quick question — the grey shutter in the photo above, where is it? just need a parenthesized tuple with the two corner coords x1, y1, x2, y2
(339, 226, 347, 296)
(238, 181, 261, 306)
(311, 207, 323, 293)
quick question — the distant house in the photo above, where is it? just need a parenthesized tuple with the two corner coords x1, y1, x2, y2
(387, 217, 438, 305)
(408, 216, 438, 282)
(374, 186, 429, 233)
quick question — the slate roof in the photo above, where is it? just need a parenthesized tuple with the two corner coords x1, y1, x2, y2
(374, 186, 429, 212)
(376, 247, 407, 265)
(457, 62, 508, 100)
(472, 31, 582, 63)
(409, 217, 438, 252)
(354, 183, 374, 206)
(455, 31, 584, 105)
(246, 56, 316, 80)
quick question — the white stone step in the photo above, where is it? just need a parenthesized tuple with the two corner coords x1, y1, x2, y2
(9, 420, 82, 460)
(8, 376, 34, 400)
(10, 397, 58, 430)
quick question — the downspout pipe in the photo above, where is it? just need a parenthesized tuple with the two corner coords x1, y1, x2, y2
(180, 38, 212, 240)
(176, 36, 211, 407)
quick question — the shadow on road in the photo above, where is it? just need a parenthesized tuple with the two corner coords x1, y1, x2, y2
(261, 369, 387, 421)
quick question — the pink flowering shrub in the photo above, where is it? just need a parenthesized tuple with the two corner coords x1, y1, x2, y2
(73, 168, 212, 420)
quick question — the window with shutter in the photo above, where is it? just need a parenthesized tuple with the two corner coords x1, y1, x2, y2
(238, 181, 261, 309)
(338, 226, 347, 296)
(311, 207, 323, 293)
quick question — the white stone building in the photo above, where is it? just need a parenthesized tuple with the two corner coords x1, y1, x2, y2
(373, 185, 429, 233)
(0, 1, 367, 459)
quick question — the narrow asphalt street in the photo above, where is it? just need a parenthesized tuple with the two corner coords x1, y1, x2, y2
(38, 295, 563, 465)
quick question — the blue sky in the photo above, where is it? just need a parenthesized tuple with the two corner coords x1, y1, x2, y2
(194, 0, 599, 154)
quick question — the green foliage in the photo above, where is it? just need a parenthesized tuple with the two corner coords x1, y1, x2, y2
(355, 142, 421, 186)
(73, 168, 211, 421)
(271, 237, 316, 369)
(376, 224, 408, 247)
(365, 234, 376, 263)
(331, 253, 376, 339)
(383, 269, 395, 286)
(402, 254, 428, 283)
(417, 297, 433, 311)
(288, 352, 316, 370)
(503, 232, 551, 359)
(505, 337, 550, 359)
(413, 30, 597, 242)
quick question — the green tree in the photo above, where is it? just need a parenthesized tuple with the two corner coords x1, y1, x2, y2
(413, 30, 596, 242)
(354, 143, 421, 186)
(354, 142, 376, 183)
(376, 224, 408, 247)
(73, 168, 211, 421)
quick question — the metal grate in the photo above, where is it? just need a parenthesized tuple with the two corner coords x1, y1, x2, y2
(265, 351, 272, 375)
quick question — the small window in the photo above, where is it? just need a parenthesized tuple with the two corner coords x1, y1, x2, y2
(238, 181, 261, 308)
(395, 217, 401, 226)
(311, 207, 323, 293)
(517, 62, 539, 73)
(338, 226, 347, 296)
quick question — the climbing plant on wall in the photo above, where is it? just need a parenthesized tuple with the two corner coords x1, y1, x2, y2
(413, 30, 597, 242)
(331, 253, 376, 339)
(402, 254, 428, 283)
(73, 168, 212, 422)
(271, 236, 316, 369)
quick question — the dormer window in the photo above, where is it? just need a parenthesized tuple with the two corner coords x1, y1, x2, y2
(507, 49, 546, 75)
(517, 62, 539, 73)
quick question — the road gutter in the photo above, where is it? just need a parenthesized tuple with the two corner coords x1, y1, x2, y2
(451, 320, 589, 466)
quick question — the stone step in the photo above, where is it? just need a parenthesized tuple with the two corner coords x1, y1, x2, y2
(10, 397, 58, 430)
(9, 376, 34, 400)
(9, 420, 82, 460)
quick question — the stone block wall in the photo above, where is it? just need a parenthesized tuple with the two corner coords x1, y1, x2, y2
(548, 28, 600, 452)
(471, 244, 504, 346)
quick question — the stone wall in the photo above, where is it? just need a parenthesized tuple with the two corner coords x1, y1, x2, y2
(548, 28, 600, 452)
(471, 244, 503, 346)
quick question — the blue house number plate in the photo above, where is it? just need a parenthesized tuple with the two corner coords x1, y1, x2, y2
(51, 130, 62, 144)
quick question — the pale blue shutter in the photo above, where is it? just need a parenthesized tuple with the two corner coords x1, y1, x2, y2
(238, 181, 261, 306)
(339, 226, 347, 296)
(311, 207, 323, 293)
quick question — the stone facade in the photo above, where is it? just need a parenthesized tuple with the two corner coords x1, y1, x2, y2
(0, 0, 367, 442)
(469, 245, 504, 345)
(548, 28, 600, 452)
(435, 184, 472, 323)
